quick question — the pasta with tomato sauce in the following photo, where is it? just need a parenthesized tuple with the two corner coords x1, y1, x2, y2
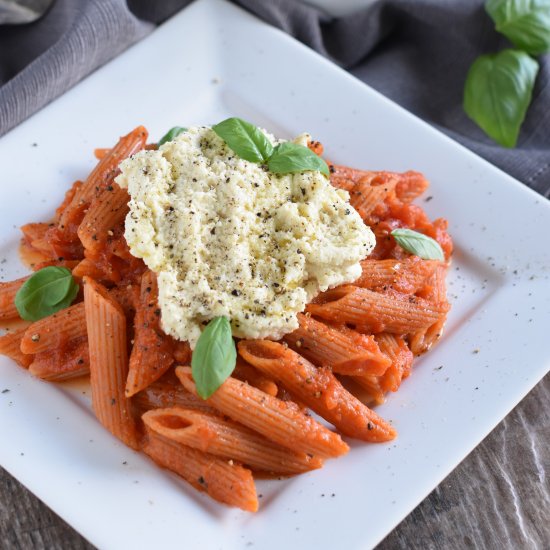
(0, 122, 452, 512)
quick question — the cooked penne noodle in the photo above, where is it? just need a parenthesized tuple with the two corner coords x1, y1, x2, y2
(233, 357, 278, 396)
(20, 222, 52, 247)
(71, 258, 107, 280)
(0, 326, 33, 368)
(355, 257, 440, 294)
(84, 276, 138, 449)
(410, 265, 449, 354)
(374, 333, 413, 392)
(32, 259, 81, 272)
(176, 366, 349, 459)
(348, 172, 399, 220)
(133, 377, 218, 415)
(395, 171, 429, 203)
(78, 184, 130, 253)
(93, 148, 110, 160)
(283, 313, 390, 376)
(351, 375, 386, 406)
(143, 425, 258, 512)
(59, 126, 147, 231)
(239, 340, 396, 443)
(29, 337, 90, 381)
(329, 175, 355, 192)
(20, 302, 86, 354)
(126, 270, 175, 397)
(0, 276, 28, 321)
(307, 285, 448, 333)
(143, 407, 323, 474)
(329, 164, 372, 183)
(54, 180, 83, 222)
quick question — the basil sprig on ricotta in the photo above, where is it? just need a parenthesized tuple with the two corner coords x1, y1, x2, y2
(213, 118, 273, 163)
(191, 316, 236, 399)
(391, 229, 444, 261)
(158, 126, 187, 146)
(268, 141, 330, 176)
(212, 117, 330, 176)
(14, 266, 79, 321)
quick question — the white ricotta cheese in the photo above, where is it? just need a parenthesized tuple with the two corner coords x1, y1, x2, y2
(116, 126, 375, 347)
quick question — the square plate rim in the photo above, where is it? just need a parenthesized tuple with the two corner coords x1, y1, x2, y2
(0, 1, 549, 549)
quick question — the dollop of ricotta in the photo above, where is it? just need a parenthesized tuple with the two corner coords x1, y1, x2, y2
(116, 126, 375, 347)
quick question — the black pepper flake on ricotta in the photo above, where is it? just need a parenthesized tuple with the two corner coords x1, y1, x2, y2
(115, 126, 375, 348)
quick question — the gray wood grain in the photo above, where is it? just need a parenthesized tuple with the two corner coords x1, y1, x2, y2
(1, 374, 548, 550)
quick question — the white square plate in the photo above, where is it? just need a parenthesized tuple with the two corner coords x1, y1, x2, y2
(1, 1, 549, 548)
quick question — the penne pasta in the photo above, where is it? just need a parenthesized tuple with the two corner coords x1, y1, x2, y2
(126, 271, 175, 397)
(0, 276, 28, 321)
(71, 258, 107, 281)
(59, 126, 147, 233)
(78, 183, 130, 253)
(348, 172, 399, 220)
(307, 285, 449, 334)
(395, 171, 429, 203)
(233, 356, 278, 396)
(283, 313, 390, 376)
(0, 326, 33, 368)
(84, 276, 138, 449)
(239, 340, 396, 443)
(20, 302, 86, 354)
(143, 425, 258, 512)
(133, 377, 218, 415)
(329, 164, 372, 184)
(143, 407, 323, 475)
(176, 366, 349, 459)
(375, 333, 413, 392)
(351, 375, 386, 406)
(410, 264, 449, 354)
(355, 257, 440, 294)
(0, 120, 454, 511)
(29, 337, 90, 381)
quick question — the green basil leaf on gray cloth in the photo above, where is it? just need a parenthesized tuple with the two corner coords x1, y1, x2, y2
(463, 49, 539, 148)
(486, 0, 550, 55)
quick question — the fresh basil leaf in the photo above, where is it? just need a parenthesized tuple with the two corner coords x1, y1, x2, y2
(486, 0, 550, 55)
(267, 142, 330, 177)
(191, 316, 236, 399)
(158, 126, 187, 146)
(212, 117, 274, 163)
(15, 266, 79, 321)
(463, 49, 538, 148)
(391, 229, 445, 261)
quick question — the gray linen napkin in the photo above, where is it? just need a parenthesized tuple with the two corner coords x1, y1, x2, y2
(0, 0, 549, 196)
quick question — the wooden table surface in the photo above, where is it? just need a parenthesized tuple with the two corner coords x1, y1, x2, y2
(1, 373, 548, 549)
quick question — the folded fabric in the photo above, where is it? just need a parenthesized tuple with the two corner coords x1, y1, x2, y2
(0, 0, 548, 195)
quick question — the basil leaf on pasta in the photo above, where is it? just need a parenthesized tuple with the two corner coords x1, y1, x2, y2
(212, 118, 274, 163)
(391, 229, 445, 261)
(191, 316, 237, 399)
(267, 142, 330, 177)
(15, 266, 79, 321)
